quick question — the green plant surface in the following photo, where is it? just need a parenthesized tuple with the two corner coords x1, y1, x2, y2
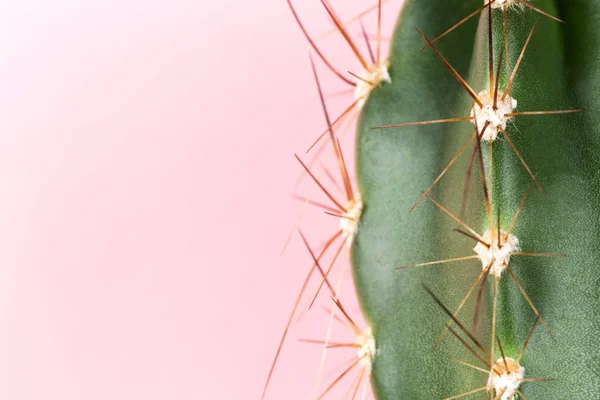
(353, 0, 486, 398)
(353, 0, 600, 398)
(484, 2, 600, 398)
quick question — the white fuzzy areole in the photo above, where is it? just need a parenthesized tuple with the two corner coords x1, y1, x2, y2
(340, 195, 363, 248)
(357, 326, 376, 371)
(487, 0, 523, 9)
(470, 90, 517, 141)
(355, 60, 391, 108)
(473, 230, 520, 277)
(487, 357, 525, 400)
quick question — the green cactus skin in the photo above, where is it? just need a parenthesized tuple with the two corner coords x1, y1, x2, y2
(353, 1, 600, 399)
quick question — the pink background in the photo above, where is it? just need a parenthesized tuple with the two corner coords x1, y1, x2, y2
(0, 1, 402, 398)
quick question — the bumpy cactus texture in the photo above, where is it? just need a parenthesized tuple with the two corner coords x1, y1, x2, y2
(354, 0, 600, 399)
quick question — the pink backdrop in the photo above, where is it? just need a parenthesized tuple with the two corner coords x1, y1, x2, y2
(0, 1, 402, 398)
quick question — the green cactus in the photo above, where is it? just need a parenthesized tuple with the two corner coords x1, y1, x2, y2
(265, 1, 600, 399)
(355, 0, 599, 398)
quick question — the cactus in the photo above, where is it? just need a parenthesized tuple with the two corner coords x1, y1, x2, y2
(265, 1, 600, 399)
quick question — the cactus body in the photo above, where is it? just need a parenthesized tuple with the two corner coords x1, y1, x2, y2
(353, 1, 600, 398)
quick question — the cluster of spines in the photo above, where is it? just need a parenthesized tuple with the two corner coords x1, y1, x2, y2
(264, 1, 579, 399)
(382, 2, 577, 398)
(263, 2, 389, 399)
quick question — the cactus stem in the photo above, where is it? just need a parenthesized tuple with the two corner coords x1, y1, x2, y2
(405, 190, 555, 342)
(375, 24, 550, 210)
(437, 294, 548, 400)
(378, 25, 542, 213)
